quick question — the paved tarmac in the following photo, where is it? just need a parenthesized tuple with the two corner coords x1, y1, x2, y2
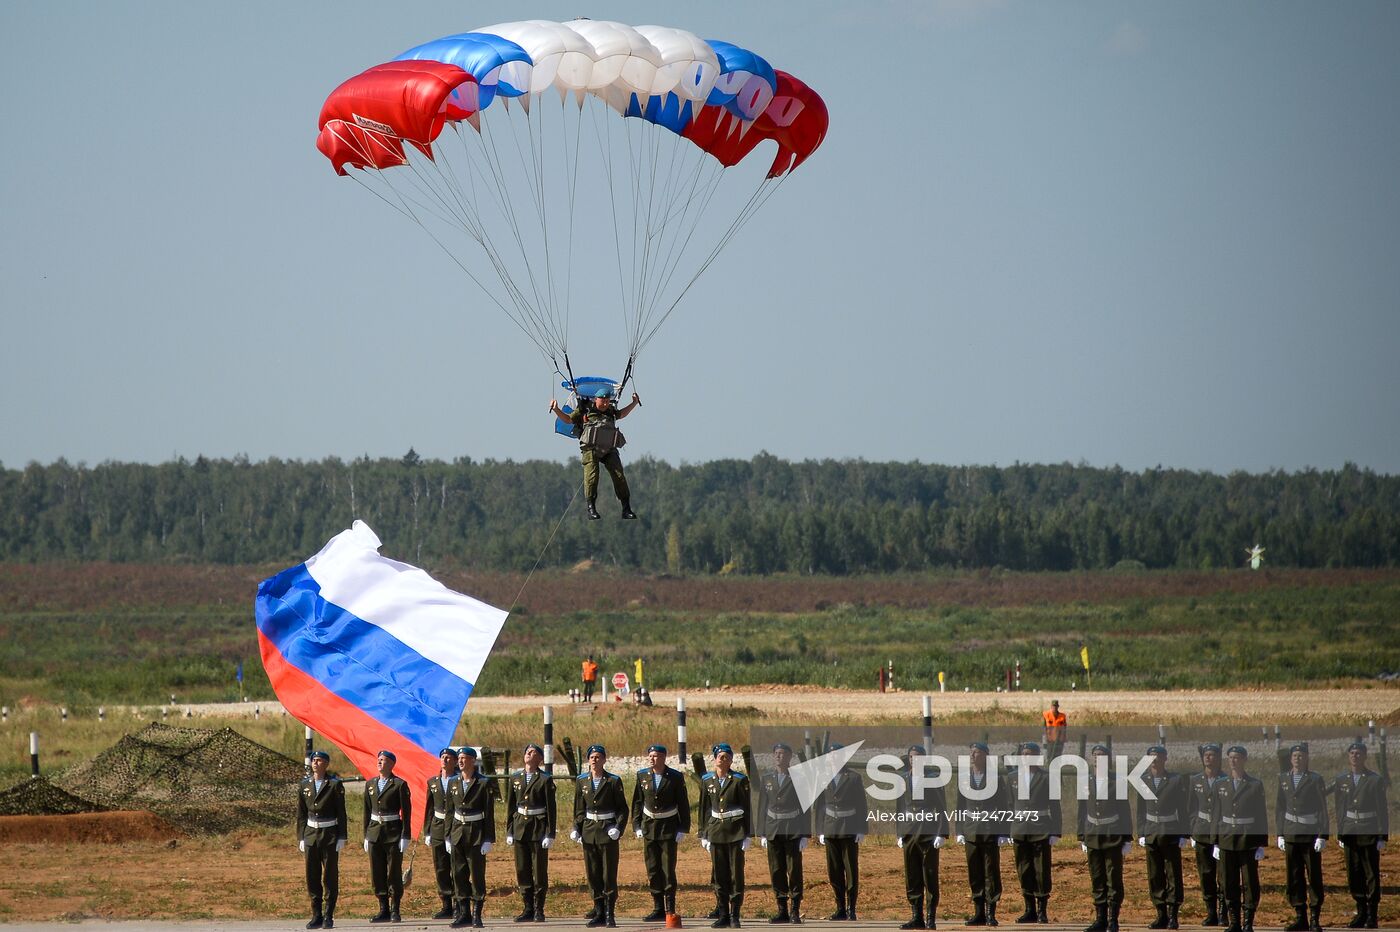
(0, 922, 1238, 931)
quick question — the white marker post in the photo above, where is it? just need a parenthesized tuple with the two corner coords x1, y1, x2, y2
(922, 695, 933, 755)
(30, 732, 40, 778)
(543, 706, 555, 773)
(676, 697, 688, 766)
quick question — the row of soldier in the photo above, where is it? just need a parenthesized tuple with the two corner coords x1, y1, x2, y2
(295, 738, 1390, 932)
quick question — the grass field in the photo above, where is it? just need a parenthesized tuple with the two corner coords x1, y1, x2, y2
(2, 565, 1398, 708)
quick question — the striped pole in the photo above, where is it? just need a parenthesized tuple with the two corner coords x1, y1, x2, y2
(61, 707, 68, 722)
(304, 725, 314, 772)
(543, 706, 555, 773)
(98, 707, 105, 722)
(1157, 724, 1167, 749)
(30, 732, 39, 779)
(676, 697, 687, 767)
(922, 695, 933, 755)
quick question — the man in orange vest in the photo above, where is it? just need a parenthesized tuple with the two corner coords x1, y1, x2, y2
(1042, 701, 1067, 760)
(582, 656, 600, 703)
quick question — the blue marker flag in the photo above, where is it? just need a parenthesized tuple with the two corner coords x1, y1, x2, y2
(236, 661, 243, 684)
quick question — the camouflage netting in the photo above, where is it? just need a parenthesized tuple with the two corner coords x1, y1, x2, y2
(0, 776, 111, 816)
(52, 722, 304, 833)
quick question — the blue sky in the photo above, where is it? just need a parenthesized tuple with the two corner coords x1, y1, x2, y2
(3, 1, 1397, 472)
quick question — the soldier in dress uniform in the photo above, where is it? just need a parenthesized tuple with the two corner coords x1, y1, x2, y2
(758, 742, 810, 925)
(632, 743, 691, 921)
(897, 743, 950, 930)
(363, 749, 412, 924)
(1275, 742, 1329, 932)
(1188, 743, 1229, 926)
(1135, 744, 1187, 931)
(423, 747, 461, 920)
(818, 742, 868, 921)
(1079, 744, 1132, 932)
(297, 750, 347, 930)
(573, 744, 628, 928)
(506, 743, 557, 923)
(957, 741, 1010, 928)
(1010, 740, 1060, 926)
(448, 746, 497, 929)
(1333, 740, 1388, 930)
(1211, 745, 1267, 932)
(701, 742, 754, 929)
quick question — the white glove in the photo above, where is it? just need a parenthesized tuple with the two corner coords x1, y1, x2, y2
(855, 834, 865, 844)
(336, 839, 345, 853)
(299, 840, 306, 853)
(541, 836, 553, 849)
(932, 836, 944, 849)
(1212, 845, 1221, 860)
(1080, 843, 1088, 852)
(1121, 842, 1132, 855)
(1253, 847, 1264, 861)
(606, 826, 621, 841)
(760, 837, 768, 848)
(636, 829, 644, 839)
(1189, 838, 1197, 848)
(674, 833, 685, 844)
(570, 829, 581, 843)
(798, 837, 809, 851)
(506, 835, 514, 847)
(1277, 836, 1287, 851)
(818, 834, 826, 846)
(741, 838, 751, 851)
(897, 836, 905, 849)
(1138, 836, 1147, 847)
(1313, 837, 1324, 853)
(363, 839, 371, 853)
(957, 834, 967, 846)
(445, 839, 453, 853)
(480, 842, 493, 855)
(1378, 840, 1387, 852)
(1178, 838, 1189, 849)
(701, 838, 712, 851)
(999, 836, 1011, 846)
(1050, 836, 1061, 846)
(1338, 839, 1346, 849)
(398, 837, 409, 854)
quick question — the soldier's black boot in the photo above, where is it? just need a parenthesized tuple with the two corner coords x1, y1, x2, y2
(732, 897, 744, 929)
(452, 900, 472, 929)
(437, 895, 457, 921)
(1016, 895, 1038, 924)
(1285, 907, 1310, 932)
(1219, 897, 1229, 928)
(391, 895, 402, 924)
(710, 892, 727, 920)
(1037, 898, 1050, 924)
(1347, 900, 1366, 929)
(606, 895, 619, 929)
(1149, 904, 1170, 929)
(900, 897, 926, 930)
(370, 896, 392, 923)
(791, 897, 803, 924)
(825, 897, 847, 922)
(1203, 898, 1220, 927)
(1106, 903, 1119, 932)
(1308, 906, 1322, 932)
(665, 894, 677, 919)
(586, 499, 601, 520)
(926, 900, 938, 931)
(1083, 904, 1108, 932)
(308, 898, 324, 930)
(1225, 905, 1242, 932)
(620, 500, 637, 519)
(847, 894, 858, 923)
(967, 898, 988, 927)
(534, 895, 547, 923)
(713, 904, 733, 930)
(516, 893, 535, 923)
(1243, 907, 1256, 932)
(324, 900, 336, 930)
(645, 894, 667, 922)
(1167, 904, 1180, 930)
(1366, 898, 1380, 930)
(771, 899, 792, 924)
(986, 900, 999, 928)
(472, 899, 485, 929)
(587, 898, 607, 928)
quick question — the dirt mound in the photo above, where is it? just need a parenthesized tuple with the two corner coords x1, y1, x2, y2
(0, 810, 181, 844)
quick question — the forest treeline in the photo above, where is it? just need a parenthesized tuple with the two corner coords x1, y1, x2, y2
(1, 453, 1397, 573)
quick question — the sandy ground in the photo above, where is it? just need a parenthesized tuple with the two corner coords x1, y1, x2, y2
(154, 688, 1400, 724)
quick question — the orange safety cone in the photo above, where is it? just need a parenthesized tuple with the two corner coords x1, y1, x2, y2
(665, 912, 683, 929)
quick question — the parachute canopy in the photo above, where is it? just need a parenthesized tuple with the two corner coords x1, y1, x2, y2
(317, 19, 828, 388)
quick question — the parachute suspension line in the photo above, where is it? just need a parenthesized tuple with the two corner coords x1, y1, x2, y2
(592, 100, 635, 356)
(633, 117, 670, 354)
(636, 174, 788, 355)
(506, 479, 584, 619)
(529, 92, 562, 357)
(561, 95, 587, 350)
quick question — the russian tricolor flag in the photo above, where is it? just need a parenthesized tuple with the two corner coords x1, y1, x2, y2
(255, 520, 508, 834)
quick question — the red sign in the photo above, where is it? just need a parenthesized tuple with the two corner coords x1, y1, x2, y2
(612, 672, 630, 691)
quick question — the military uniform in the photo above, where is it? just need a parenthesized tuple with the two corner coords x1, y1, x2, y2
(364, 770, 412, 922)
(569, 406, 631, 514)
(957, 758, 1011, 927)
(1079, 761, 1132, 932)
(574, 767, 628, 927)
(1275, 752, 1329, 931)
(631, 762, 691, 919)
(1135, 757, 1187, 929)
(1211, 763, 1267, 932)
(448, 768, 498, 928)
(758, 764, 811, 923)
(701, 767, 754, 926)
(1332, 757, 1389, 930)
(1010, 750, 1061, 925)
(1187, 759, 1229, 926)
(898, 754, 950, 930)
(423, 767, 459, 919)
(297, 766, 348, 928)
(507, 766, 557, 921)
(818, 762, 868, 920)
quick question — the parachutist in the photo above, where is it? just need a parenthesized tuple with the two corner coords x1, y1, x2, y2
(550, 392, 641, 520)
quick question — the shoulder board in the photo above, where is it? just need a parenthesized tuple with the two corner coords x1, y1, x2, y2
(639, 768, 650, 775)
(701, 772, 714, 781)
(578, 774, 591, 781)
(732, 770, 746, 778)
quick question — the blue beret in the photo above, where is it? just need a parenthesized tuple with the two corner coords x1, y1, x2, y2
(1147, 745, 1167, 756)
(1226, 745, 1248, 757)
(1019, 741, 1042, 755)
(772, 742, 794, 753)
(456, 746, 478, 759)
(712, 743, 734, 756)
(1347, 740, 1368, 753)
(377, 749, 397, 762)
(586, 744, 607, 758)
(1198, 743, 1222, 756)
(523, 743, 544, 756)
(647, 744, 668, 754)
(310, 750, 331, 762)
(969, 741, 990, 753)
(1090, 744, 1110, 755)
(438, 747, 457, 757)
(828, 742, 845, 751)
(1289, 743, 1309, 755)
